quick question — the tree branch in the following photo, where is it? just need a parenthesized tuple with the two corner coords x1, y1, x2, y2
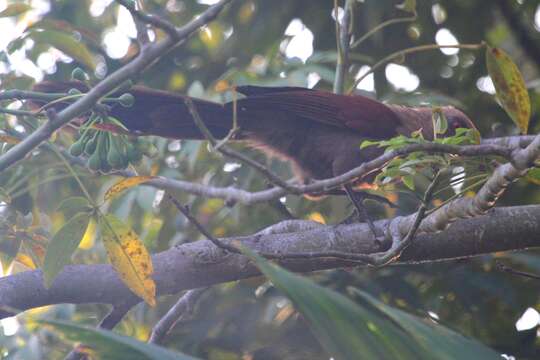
(149, 288, 208, 344)
(115, 0, 179, 40)
(1, 204, 540, 319)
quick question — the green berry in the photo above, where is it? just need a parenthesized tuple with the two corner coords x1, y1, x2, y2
(87, 151, 101, 171)
(107, 136, 125, 169)
(84, 136, 97, 155)
(69, 138, 87, 156)
(71, 68, 88, 82)
(118, 93, 135, 108)
(68, 88, 82, 96)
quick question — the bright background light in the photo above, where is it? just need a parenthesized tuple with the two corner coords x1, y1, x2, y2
(385, 63, 419, 92)
(283, 19, 314, 63)
(515, 307, 540, 331)
(355, 66, 374, 92)
(435, 28, 459, 55)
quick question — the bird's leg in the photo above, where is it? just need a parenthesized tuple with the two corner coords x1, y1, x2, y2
(343, 184, 385, 246)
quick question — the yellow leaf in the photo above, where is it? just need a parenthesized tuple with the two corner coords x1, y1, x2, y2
(15, 253, 36, 269)
(0, 4, 32, 18)
(167, 72, 186, 91)
(214, 80, 230, 93)
(199, 23, 223, 50)
(485, 45, 531, 134)
(104, 176, 156, 201)
(79, 218, 96, 249)
(150, 164, 160, 176)
(0, 135, 20, 144)
(99, 214, 156, 306)
(307, 212, 326, 224)
(238, 2, 255, 23)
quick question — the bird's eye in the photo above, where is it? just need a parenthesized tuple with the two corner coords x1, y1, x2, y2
(450, 118, 463, 129)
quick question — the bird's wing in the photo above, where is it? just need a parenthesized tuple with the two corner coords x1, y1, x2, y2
(236, 86, 402, 139)
(236, 85, 314, 96)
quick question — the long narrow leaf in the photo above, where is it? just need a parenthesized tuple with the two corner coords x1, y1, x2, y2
(43, 212, 91, 288)
(241, 246, 500, 360)
(39, 319, 200, 360)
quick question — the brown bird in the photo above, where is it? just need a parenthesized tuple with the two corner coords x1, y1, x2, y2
(34, 82, 476, 232)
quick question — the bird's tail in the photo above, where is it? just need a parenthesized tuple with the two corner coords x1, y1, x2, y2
(32, 81, 234, 140)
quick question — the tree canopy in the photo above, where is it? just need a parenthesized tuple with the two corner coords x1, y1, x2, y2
(0, 0, 539, 359)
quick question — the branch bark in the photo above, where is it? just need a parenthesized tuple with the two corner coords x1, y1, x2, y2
(1, 204, 539, 320)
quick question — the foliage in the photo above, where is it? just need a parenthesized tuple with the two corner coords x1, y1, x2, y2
(242, 245, 501, 360)
(0, 0, 539, 359)
(38, 319, 200, 360)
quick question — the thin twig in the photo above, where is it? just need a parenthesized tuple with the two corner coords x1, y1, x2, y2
(372, 169, 444, 265)
(333, 0, 353, 94)
(149, 288, 208, 344)
(167, 192, 386, 263)
(115, 0, 179, 39)
(348, 43, 484, 93)
(0, 89, 67, 102)
(269, 198, 296, 220)
(495, 261, 540, 281)
(167, 194, 241, 254)
(351, 13, 417, 49)
(0, 108, 42, 117)
(183, 98, 299, 192)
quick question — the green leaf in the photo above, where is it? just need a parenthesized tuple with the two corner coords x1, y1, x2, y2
(56, 196, 91, 217)
(485, 45, 531, 134)
(360, 139, 381, 149)
(0, 228, 22, 274)
(402, 175, 415, 191)
(6, 36, 26, 54)
(0, 4, 32, 18)
(240, 245, 415, 359)
(526, 168, 540, 185)
(43, 212, 91, 288)
(38, 319, 200, 360)
(241, 246, 500, 360)
(27, 29, 96, 70)
(351, 289, 502, 360)
(432, 107, 448, 136)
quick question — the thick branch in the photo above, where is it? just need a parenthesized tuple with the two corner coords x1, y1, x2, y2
(1, 204, 539, 319)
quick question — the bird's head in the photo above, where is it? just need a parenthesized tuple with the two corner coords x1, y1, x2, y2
(390, 105, 477, 140)
(440, 106, 477, 136)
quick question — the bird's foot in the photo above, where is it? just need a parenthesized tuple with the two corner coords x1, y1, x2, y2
(343, 186, 388, 249)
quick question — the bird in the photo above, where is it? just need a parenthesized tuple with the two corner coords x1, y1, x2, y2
(33, 82, 476, 235)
